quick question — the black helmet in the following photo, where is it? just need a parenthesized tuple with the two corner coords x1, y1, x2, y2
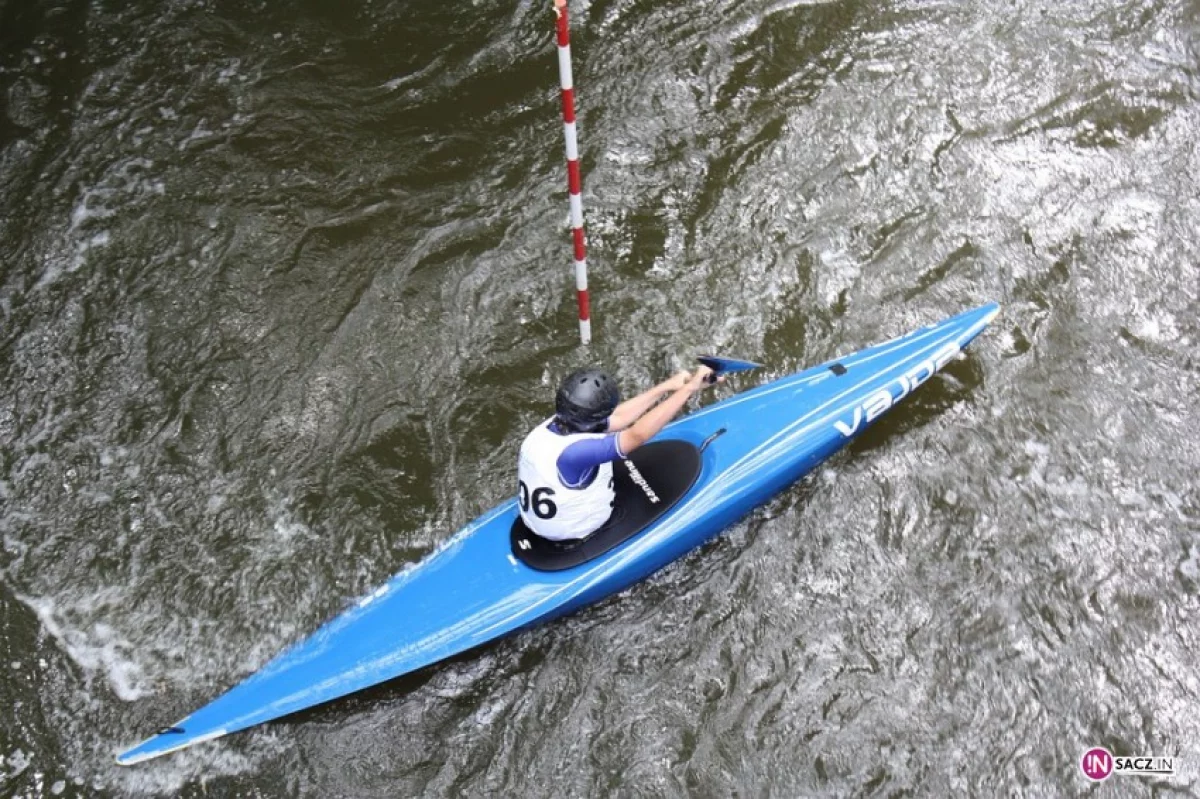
(555, 368, 620, 432)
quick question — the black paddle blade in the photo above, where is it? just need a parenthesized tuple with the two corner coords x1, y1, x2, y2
(697, 355, 763, 382)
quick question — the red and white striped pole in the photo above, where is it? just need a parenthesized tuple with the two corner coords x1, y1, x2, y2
(554, 0, 591, 344)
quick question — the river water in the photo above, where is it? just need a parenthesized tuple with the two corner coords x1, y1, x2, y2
(2, 0, 1198, 796)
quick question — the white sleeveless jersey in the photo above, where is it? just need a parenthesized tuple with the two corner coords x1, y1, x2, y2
(517, 419, 615, 540)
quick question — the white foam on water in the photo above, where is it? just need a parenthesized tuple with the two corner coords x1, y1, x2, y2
(17, 592, 150, 701)
(996, 329, 1016, 353)
(1181, 547, 1200, 583)
(382, 56, 444, 93)
(35, 160, 151, 288)
(216, 59, 241, 85)
(2, 748, 32, 780)
(1133, 310, 1179, 342)
(67, 230, 112, 274)
(179, 120, 216, 149)
(111, 736, 264, 798)
(251, 492, 314, 558)
(13, 453, 51, 482)
(1022, 439, 1050, 457)
(2, 529, 31, 569)
(816, 244, 860, 307)
(69, 188, 115, 231)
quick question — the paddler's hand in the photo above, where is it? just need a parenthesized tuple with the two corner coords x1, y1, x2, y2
(689, 364, 723, 391)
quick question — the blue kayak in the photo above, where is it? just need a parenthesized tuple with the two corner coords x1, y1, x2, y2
(116, 302, 999, 765)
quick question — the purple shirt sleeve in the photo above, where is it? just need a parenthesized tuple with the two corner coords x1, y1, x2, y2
(556, 434, 625, 488)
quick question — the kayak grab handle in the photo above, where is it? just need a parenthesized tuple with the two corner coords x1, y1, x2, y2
(157, 726, 186, 735)
(699, 428, 727, 452)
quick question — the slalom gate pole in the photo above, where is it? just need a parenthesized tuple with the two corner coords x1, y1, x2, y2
(553, 0, 591, 344)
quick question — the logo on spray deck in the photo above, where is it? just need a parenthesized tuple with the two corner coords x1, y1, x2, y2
(833, 342, 961, 437)
(624, 459, 660, 503)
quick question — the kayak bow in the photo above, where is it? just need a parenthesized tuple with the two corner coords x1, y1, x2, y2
(116, 303, 999, 765)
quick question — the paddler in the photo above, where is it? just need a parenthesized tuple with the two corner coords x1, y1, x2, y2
(516, 364, 721, 541)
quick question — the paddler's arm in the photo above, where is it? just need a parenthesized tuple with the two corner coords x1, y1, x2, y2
(606, 370, 691, 432)
(617, 365, 718, 453)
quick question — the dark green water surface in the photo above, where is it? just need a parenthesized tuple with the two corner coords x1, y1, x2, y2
(2, 0, 1198, 795)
